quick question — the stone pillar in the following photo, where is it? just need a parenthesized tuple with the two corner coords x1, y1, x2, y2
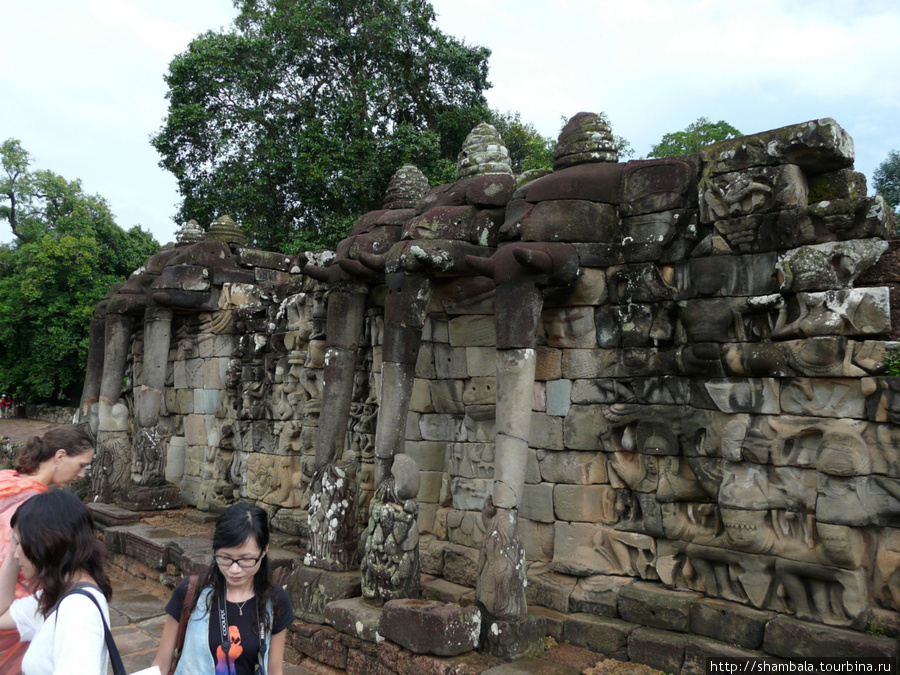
(77, 314, 107, 427)
(304, 282, 367, 571)
(373, 272, 434, 488)
(126, 306, 181, 508)
(466, 243, 579, 659)
(315, 283, 368, 469)
(92, 312, 135, 502)
(476, 283, 542, 622)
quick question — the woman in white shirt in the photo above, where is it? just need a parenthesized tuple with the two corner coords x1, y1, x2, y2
(0, 490, 113, 675)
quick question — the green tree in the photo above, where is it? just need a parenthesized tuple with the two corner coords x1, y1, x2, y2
(0, 140, 158, 402)
(873, 150, 900, 213)
(488, 110, 554, 173)
(152, 0, 493, 253)
(648, 117, 742, 158)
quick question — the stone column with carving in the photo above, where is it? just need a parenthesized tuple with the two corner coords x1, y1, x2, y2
(466, 112, 616, 658)
(359, 124, 516, 490)
(466, 244, 579, 656)
(302, 165, 429, 572)
(92, 310, 136, 502)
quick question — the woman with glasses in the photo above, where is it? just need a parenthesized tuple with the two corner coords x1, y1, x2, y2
(152, 502, 294, 675)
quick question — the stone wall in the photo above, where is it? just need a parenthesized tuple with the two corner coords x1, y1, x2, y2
(24, 403, 77, 425)
(84, 118, 900, 665)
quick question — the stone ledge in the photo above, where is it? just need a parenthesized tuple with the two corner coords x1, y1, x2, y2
(690, 597, 774, 650)
(617, 582, 702, 633)
(763, 615, 900, 661)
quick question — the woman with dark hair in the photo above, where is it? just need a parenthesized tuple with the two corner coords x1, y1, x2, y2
(0, 424, 94, 673)
(0, 490, 113, 675)
(152, 502, 294, 675)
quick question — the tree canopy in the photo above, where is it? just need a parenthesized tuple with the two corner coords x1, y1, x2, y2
(152, 0, 495, 253)
(874, 150, 900, 214)
(488, 110, 554, 173)
(648, 117, 742, 158)
(0, 140, 158, 402)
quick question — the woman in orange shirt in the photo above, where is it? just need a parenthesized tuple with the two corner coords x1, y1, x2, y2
(0, 425, 95, 674)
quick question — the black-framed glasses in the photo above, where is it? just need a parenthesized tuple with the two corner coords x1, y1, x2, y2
(214, 553, 264, 569)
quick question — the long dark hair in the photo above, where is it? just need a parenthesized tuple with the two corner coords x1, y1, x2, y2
(11, 490, 112, 616)
(189, 502, 278, 635)
(15, 425, 94, 474)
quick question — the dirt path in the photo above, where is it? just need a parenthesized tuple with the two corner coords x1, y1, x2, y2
(0, 418, 63, 445)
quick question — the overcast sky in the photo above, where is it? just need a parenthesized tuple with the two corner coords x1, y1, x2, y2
(3, 0, 899, 246)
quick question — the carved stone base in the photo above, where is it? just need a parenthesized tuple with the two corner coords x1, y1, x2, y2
(119, 484, 183, 511)
(477, 604, 547, 661)
(286, 563, 362, 624)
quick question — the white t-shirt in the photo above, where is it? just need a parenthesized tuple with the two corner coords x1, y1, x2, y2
(10, 587, 110, 675)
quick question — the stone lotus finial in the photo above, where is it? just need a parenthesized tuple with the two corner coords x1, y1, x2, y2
(175, 219, 204, 246)
(457, 122, 512, 178)
(206, 215, 246, 247)
(382, 164, 430, 210)
(554, 112, 618, 170)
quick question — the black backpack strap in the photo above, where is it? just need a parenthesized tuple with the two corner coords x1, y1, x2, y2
(60, 588, 126, 675)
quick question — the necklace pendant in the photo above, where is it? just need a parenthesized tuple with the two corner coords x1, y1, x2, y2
(239, 607, 243, 616)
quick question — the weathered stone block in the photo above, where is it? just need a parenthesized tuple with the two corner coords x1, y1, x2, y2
(529, 413, 564, 450)
(553, 523, 657, 580)
(379, 599, 480, 656)
(520, 200, 619, 243)
(465, 405, 496, 442)
(543, 267, 608, 308)
(701, 118, 854, 175)
(450, 477, 491, 511)
(563, 614, 634, 661)
(429, 379, 465, 413)
(777, 239, 888, 293)
(570, 575, 633, 618)
(403, 441, 446, 472)
(409, 379, 434, 413)
(763, 615, 899, 660)
(447, 508, 485, 549)
(541, 307, 596, 348)
(691, 598, 775, 650)
(463, 377, 497, 406)
(525, 162, 623, 204)
(419, 413, 467, 442)
(286, 565, 362, 625)
(545, 380, 573, 417)
(449, 315, 495, 347)
(465, 347, 496, 377)
(780, 378, 866, 419)
(323, 597, 383, 643)
(690, 378, 780, 414)
(446, 442, 494, 479)
(700, 164, 808, 224)
(433, 344, 468, 379)
(537, 450, 608, 485)
(681, 639, 769, 675)
(535, 346, 562, 381)
(619, 155, 700, 217)
(443, 544, 479, 588)
(526, 564, 577, 613)
(627, 627, 691, 674)
(522, 517, 555, 562)
(520, 483, 555, 523)
(617, 582, 701, 633)
(553, 484, 617, 523)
